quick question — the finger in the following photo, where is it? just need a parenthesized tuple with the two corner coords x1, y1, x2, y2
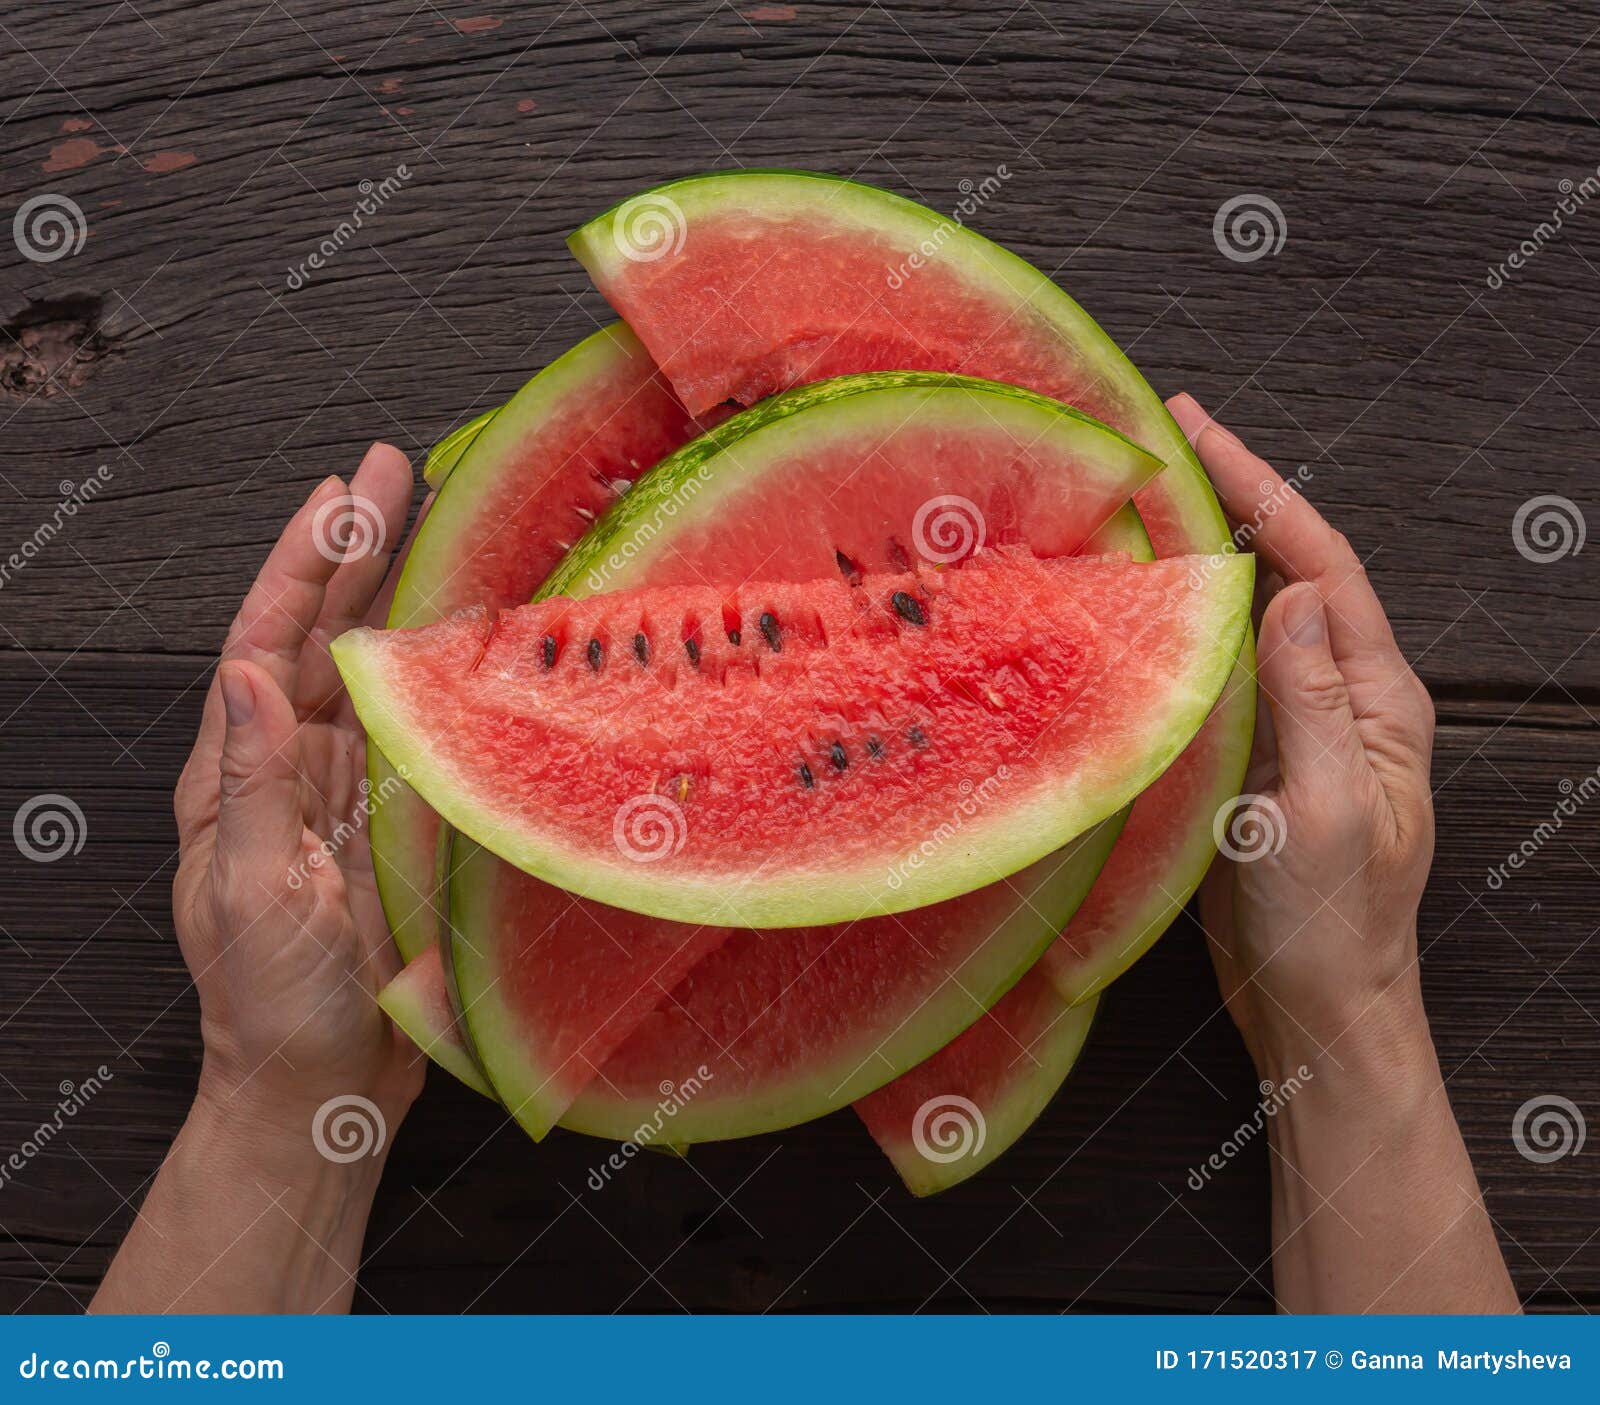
(297, 445, 415, 716)
(222, 475, 349, 694)
(1256, 583, 1368, 788)
(367, 489, 436, 627)
(314, 444, 415, 638)
(214, 660, 305, 881)
(1167, 394, 1403, 670)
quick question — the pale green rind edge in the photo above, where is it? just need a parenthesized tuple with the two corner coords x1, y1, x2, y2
(887, 997, 1099, 1199)
(423, 405, 500, 490)
(335, 554, 1253, 931)
(376, 957, 495, 1099)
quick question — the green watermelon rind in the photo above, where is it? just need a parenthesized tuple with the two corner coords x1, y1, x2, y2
(368, 323, 652, 964)
(883, 996, 1100, 1199)
(376, 951, 495, 1099)
(423, 405, 501, 490)
(539, 371, 1164, 601)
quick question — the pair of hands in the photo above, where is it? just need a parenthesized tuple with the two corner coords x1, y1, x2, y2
(172, 403, 1438, 1130)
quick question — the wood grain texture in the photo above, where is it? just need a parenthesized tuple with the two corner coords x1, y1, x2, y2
(0, 0, 1597, 1312)
(1, 657, 1596, 1313)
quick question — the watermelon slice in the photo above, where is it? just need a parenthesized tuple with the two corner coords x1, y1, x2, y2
(369, 323, 701, 963)
(568, 169, 1257, 998)
(854, 974, 1097, 1196)
(335, 549, 1252, 930)
(376, 945, 493, 1099)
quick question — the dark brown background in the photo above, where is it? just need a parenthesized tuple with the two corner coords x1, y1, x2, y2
(1, 0, 1596, 1312)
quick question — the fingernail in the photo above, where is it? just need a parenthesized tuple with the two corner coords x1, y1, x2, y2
(1202, 417, 1245, 451)
(1170, 392, 1202, 418)
(220, 665, 255, 727)
(1284, 586, 1326, 647)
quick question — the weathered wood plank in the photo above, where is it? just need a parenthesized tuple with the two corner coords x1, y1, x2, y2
(0, 0, 1596, 698)
(0, 655, 1595, 1312)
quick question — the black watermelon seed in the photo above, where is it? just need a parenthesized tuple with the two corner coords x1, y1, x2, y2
(728, 628, 741, 646)
(633, 632, 650, 665)
(830, 741, 848, 771)
(541, 635, 557, 669)
(587, 638, 604, 672)
(798, 761, 815, 790)
(684, 638, 701, 668)
(907, 725, 928, 749)
(866, 735, 885, 760)
(891, 591, 926, 626)
(834, 549, 860, 582)
(759, 612, 782, 652)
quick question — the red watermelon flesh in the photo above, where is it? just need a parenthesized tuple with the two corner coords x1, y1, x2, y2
(570, 171, 1256, 998)
(335, 549, 1252, 932)
(854, 971, 1096, 1196)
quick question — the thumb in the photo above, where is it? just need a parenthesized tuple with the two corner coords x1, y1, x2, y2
(1257, 583, 1367, 789)
(215, 660, 305, 879)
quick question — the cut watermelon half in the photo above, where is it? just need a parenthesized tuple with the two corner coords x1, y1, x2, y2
(569, 168, 1257, 999)
(369, 323, 702, 963)
(335, 549, 1253, 930)
(855, 973, 1097, 1196)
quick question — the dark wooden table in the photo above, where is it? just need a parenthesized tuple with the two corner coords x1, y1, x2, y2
(2, 1, 1597, 1313)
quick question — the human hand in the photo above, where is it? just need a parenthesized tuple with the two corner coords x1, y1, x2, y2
(172, 447, 425, 1132)
(1168, 395, 1437, 1075)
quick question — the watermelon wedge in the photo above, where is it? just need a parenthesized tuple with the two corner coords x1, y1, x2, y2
(369, 323, 701, 962)
(335, 548, 1253, 930)
(376, 945, 493, 1099)
(568, 169, 1257, 998)
(854, 973, 1097, 1196)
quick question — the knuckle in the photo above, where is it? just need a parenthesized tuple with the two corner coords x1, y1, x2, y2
(1294, 661, 1353, 715)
